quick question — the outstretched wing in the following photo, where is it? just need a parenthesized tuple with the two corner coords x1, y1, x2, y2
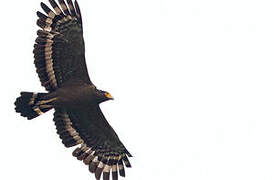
(54, 107, 132, 180)
(34, 0, 92, 92)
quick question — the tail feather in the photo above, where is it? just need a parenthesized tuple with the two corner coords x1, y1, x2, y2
(15, 92, 53, 120)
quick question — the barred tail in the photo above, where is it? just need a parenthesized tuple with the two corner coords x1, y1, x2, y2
(14, 92, 54, 120)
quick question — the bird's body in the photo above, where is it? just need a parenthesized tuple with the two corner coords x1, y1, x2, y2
(49, 79, 97, 108)
(14, 1, 132, 179)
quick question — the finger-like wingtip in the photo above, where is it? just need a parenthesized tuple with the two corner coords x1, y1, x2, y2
(74, 0, 82, 24)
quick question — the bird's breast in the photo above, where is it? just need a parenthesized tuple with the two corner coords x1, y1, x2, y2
(55, 84, 96, 109)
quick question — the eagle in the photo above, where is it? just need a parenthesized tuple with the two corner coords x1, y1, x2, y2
(14, 0, 132, 180)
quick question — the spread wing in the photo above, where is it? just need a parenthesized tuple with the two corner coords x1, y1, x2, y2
(34, 0, 92, 92)
(34, 1, 132, 179)
(54, 106, 132, 180)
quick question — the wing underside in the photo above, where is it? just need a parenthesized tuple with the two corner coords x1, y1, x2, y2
(54, 107, 132, 180)
(34, 0, 92, 92)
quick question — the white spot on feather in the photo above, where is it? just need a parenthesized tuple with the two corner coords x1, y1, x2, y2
(48, 11, 55, 19)
(28, 93, 38, 105)
(98, 162, 104, 168)
(46, 18, 53, 24)
(61, 4, 67, 11)
(33, 107, 43, 115)
(112, 165, 117, 172)
(118, 165, 124, 170)
(103, 165, 111, 172)
(54, 7, 62, 15)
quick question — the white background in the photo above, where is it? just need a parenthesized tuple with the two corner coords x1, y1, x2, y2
(1, 0, 274, 179)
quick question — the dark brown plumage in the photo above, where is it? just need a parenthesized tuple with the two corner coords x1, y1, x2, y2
(14, 1, 132, 179)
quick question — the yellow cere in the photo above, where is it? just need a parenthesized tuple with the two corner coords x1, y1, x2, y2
(105, 93, 113, 99)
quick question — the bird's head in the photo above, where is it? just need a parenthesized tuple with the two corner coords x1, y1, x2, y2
(95, 89, 114, 103)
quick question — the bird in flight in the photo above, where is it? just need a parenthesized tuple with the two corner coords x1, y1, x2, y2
(14, 0, 132, 179)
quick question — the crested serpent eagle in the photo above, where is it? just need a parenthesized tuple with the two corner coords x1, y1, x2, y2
(14, 0, 132, 179)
